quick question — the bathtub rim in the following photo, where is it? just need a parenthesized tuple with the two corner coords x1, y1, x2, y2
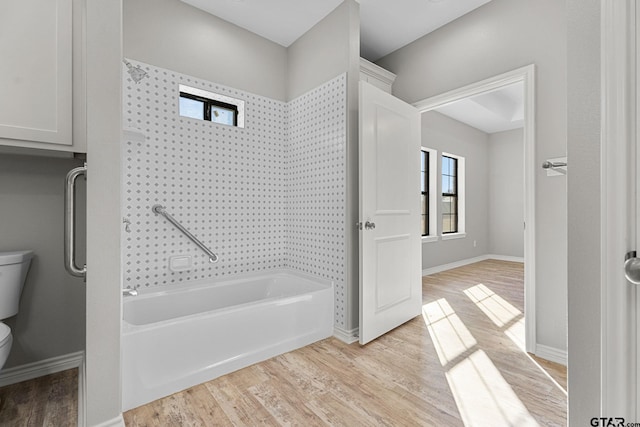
(121, 268, 334, 331)
(123, 267, 333, 297)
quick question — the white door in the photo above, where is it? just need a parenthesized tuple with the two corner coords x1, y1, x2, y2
(359, 81, 422, 345)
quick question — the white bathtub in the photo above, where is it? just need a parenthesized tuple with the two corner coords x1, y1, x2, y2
(121, 270, 334, 411)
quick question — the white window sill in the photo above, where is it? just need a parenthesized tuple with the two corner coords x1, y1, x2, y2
(441, 232, 467, 241)
(422, 235, 439, 243)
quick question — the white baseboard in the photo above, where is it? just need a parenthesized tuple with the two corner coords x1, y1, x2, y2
(422, 255, 490, 276)
(422, 254, 524, 276)
(535, 344, 567, 366)
(91, 415, 125, 427)
(488, 254, 525, 263)
(0, 350, 84, 387)
(333, 326, 359, 344)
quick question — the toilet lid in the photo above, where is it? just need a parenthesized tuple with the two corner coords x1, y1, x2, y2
(0, 250, 33, 266)
(0, 323, 10, 346)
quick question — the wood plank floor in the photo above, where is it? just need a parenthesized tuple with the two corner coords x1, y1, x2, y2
(124, 260, 567, 426)
(0, 368, 77, 426)
(0, 261, 566, 426)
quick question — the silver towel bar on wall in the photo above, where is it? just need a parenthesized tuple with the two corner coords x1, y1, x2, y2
(64, 163, 87, 278)
(152, 204, 218, 263)
(542, 161, 567, 169)
(542, 157, 567, 176)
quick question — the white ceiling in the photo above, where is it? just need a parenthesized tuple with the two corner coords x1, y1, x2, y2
(360, 0, 492, 61)
(434, 82, 524, 134)
(180, 0, 344, 47)
(179, 0, 515, 133)
(180, 0, 492, 61)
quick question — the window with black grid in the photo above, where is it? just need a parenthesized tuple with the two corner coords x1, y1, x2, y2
(179, 92, 239, 126)
(442, 155, 458, 234)
(421, 149, 429, 236)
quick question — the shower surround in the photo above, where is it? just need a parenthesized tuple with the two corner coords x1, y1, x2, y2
(123, 60, 348, 329)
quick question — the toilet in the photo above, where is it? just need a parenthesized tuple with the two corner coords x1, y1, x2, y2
(0, 250, 33, 370)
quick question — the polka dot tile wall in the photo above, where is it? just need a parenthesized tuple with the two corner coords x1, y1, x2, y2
(286, 75, 347, 328)
(122, 60, 347, 329)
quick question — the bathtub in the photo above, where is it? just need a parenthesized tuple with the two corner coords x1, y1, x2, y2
(121, 269, 334, 411)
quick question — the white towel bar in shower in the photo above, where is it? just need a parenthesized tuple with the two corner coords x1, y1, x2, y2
(152, 204, 218, 263)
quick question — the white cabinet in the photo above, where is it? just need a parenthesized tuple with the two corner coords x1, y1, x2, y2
(0, 0, 85, 153)
(360, 58, 396, 94)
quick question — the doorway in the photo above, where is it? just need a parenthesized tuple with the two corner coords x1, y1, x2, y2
(414, 65, 537, 354)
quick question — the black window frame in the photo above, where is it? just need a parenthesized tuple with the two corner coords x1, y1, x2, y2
(442, 155, 458, 234)
(179, 92, 239, 126)
(421, 149, 430, 236)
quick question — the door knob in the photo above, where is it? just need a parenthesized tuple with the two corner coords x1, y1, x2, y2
(624, 251, 640, 285)
(365, 221, 376, 230)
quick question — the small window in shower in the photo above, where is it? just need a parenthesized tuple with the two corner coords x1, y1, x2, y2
(179, 95, 205, 120)
(178, 84, 245, 128)
(179, 92, 238, 126)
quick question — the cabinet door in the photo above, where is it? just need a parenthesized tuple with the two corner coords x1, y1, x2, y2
(0, 0, 72, 146)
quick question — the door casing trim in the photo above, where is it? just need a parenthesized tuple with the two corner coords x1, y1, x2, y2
(414, 64, 537, 354)
(601, 0, 637, 416)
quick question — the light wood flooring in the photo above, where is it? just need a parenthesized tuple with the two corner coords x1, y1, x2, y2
(0, 368, 77, 426)
(0, 260, 567, 426)
(124, 260, 567, 426)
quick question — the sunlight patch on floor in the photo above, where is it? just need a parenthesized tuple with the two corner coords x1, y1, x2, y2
(505, 317, 526, 351)
(464, 284, 521, 328)
(423, 298, 539, 427)
(422, 298, 477, 366)
(446, 350, 539, 427)
(464, 283, 567, 396)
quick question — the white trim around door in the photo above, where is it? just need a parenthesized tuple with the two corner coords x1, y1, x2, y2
(601, 0, 637, 417)
(413, 64, 537, 354)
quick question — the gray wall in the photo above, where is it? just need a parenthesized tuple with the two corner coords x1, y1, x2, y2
(287, 0, 361, 332)
(421, 116, 524, 268)
(421, 111, 490, 269)
(0, 152, 86, 368)
(488, 129, 524, 258)
(377, 0, 567, 353)
(567, 0, 601, 422)
(124, 0, 288, 101)
(287, 1, 359, 100)
(85, 0, 123, 422)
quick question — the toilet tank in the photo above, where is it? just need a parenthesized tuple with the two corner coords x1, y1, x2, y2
(0, 251, 33, 318)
